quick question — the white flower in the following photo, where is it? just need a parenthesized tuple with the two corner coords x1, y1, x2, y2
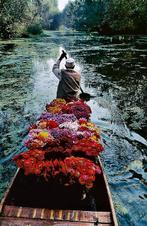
(59, 121, 79, 131)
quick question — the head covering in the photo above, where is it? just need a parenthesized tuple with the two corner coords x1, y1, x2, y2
(65, 58, 75, 68)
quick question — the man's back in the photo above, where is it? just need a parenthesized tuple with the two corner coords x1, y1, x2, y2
(52, 55, 81, 99)
(57, 69, 80, 99)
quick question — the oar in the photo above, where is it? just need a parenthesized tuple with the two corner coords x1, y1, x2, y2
(79, 86, 96, 101)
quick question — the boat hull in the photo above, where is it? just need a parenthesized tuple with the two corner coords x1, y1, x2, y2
(0, 159, 118, 226)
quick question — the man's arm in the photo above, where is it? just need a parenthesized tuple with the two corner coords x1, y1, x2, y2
(52, 50, 67, 80)
(52, 59, 62, 80)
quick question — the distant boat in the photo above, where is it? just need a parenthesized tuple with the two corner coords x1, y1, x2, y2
(0, 157, 118, 226)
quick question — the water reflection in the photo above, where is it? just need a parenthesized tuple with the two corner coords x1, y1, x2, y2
(0, 32, 147, 225)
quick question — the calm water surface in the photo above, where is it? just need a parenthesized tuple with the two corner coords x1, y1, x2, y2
(0, 31, 147, 225)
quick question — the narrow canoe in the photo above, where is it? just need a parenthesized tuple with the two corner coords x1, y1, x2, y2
(0, 158, 118, 226)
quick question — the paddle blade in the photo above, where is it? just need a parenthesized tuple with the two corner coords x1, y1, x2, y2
(79, 92, 96, 101)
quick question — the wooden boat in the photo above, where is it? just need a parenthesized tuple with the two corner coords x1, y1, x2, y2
(0, 158, 118, 226)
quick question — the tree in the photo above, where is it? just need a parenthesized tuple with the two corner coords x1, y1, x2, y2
(62, 0, 107, 31)
(62, 0, 147, 34)
(103, 0, 147, 34)
(31, 0, 59, 29)
(0, 0, 28, 38)
(0, 0, 59, 38)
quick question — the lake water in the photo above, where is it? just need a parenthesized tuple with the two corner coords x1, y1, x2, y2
(0, 31, 147, 225)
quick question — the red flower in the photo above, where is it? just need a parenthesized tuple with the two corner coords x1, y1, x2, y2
(53, 159, 59, 167)
(65, 138, 104, 157)
(47, 120, 59, 128)
(79, 118, 88, 124)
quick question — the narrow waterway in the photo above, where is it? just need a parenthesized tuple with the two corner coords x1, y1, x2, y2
(0, 31, 147, 225)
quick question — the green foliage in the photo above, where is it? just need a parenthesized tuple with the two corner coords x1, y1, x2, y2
(0, 0, 59, 39)
(0, 0, 29, 38)
(62, 0, 147, 34)
(62, 0, 108, 31)
(1, 0, 146, 37)
(104, 0, 147, 34)
(32, 0, 59, 30)
(27, 23, 42, 35)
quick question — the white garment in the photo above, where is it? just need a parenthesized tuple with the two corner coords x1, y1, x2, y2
(52, 60, 62, 80)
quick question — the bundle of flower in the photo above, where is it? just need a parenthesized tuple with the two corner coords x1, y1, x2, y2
(50, 128, 77, 147)
(13, 152, 101, 189)
(46, 99, 66, 114)
(65, 138, 104, 157)
(79, 119, 100, 134)
(13, 98, 104, 191)
(29, 119, 59, 131)
(30, 114, 77, 132)
(26, 117, 103, 152)
(46, 99, 91, 120)
(13, 149, 45, 175)
(39, 113, 77, 124)
(62, 100, 92, 119)
(59, 120, 79, 130)
(25, 129, 55, 149)
(57, 120, 100, 142)
(26, 126, 102, 152)
(25, 127, 78, 150)
(78, 119, 100, 141)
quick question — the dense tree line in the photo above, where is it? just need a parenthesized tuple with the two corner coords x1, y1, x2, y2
(62, 0, 147, 34)
(1, 0, 147, 38)
(0, 0, 59, 38)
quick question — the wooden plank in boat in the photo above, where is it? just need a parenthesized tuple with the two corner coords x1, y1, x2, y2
(1, 205, 112, 224)
(0, 217, 111, 226)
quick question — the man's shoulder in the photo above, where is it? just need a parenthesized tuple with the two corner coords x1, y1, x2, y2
(62, 69, 80, 74)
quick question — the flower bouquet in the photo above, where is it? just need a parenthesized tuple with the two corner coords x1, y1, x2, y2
(46, 98, 66, 114)
(62, 100, 92, 119)
(24, 129, 55, 149)
(65, 138, 104, 158)
(46, 99, 92, 119)
(13, 151, 101, 190)
(13, 98, 104, 205)
(39, 113, 77, 124)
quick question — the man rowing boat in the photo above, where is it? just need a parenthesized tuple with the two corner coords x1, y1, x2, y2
(52, 51, 81, 100)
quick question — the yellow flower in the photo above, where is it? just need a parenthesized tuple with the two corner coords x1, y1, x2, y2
(48, 106, 61, 113)
(87, 122, 95, 128)
(90, 135, 97, 141)
(39, 131, 49, 139)
(95, 127, 100, 134)
(53, 98, 66, 105)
